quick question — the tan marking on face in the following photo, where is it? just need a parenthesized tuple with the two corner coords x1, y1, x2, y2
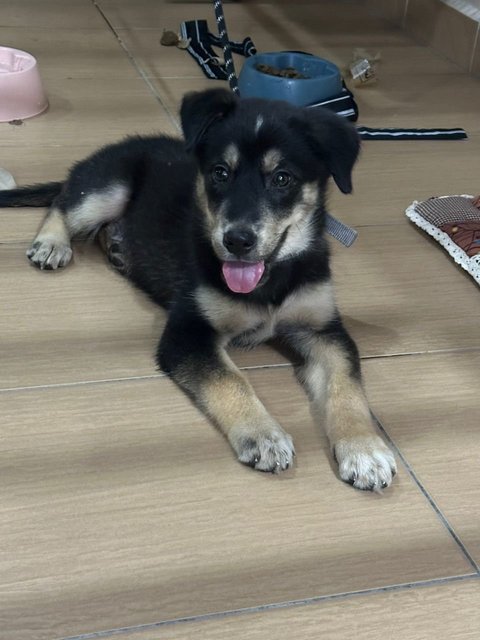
(276, 182, 319, 259)
(262, 149, 283, 174)
(256, 181, 319, 260)
(299, 182, 319, 208)
(195, 174, 215, 229)
(223, 143, 240, 170)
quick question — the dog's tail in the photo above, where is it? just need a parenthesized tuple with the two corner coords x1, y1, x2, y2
(0, 182, 63, 207)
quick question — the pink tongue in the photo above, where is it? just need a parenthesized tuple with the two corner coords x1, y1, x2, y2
(222, 261, 265, 294)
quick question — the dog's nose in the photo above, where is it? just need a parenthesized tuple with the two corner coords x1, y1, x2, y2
(223, 227, 257, 257)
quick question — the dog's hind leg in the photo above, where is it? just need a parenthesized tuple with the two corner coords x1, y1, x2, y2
(27, 182, 130, 270)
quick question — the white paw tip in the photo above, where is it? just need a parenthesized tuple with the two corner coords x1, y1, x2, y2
(335, 437, 397, 491)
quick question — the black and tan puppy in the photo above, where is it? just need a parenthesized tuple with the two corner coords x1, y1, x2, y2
(0, 88, 396, 490)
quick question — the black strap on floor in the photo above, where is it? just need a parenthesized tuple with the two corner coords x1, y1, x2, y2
(307, 81, 359, 122)
(357, 126, 468, 140)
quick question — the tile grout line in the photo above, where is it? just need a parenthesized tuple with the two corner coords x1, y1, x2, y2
(0, 363, 293, 395)
(362, 346, 480, 360)
(58, 573, 479, 640)
(373, 413, 480, 574)
(2, 346, 480, 395)
(90, 0, 181, 132)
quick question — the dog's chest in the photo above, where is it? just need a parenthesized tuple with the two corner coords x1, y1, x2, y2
(195, 281, 335, 347)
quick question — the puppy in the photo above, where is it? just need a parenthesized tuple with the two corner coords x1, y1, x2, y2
(0, 88, 396, 490)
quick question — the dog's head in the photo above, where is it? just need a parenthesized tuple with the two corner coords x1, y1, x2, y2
(181, 88, 360, 294)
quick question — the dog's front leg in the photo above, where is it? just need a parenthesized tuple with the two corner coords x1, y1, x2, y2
(280, 320, 396, 490)
(158, 311, 295, 472)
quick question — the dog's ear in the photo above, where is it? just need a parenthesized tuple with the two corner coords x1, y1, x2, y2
(290, 109, 360, 194)
(180, 88, 238, 152)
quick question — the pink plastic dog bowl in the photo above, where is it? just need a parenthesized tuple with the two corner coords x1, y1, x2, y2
(0, 46, 48, 122)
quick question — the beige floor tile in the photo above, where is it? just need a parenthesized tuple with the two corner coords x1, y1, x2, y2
(98, 0, 409, 39)
(366, 0, 408, 26)
(97, 0, 280, 31)
(116, 579, 480, 639)
(331, 135, 479, 228)
(0, 243, 285, 390)
(357, 73, 480, 132)
(0, 0, 106, 29)
(0, 145, 90, 188)
(331, 224, 480, 356)
(1, 209, 45, 245)
(364, 351, 480, 565)
(0, 77, 177, 149)
(0, 368, 474, 640)
(0, 27, 136, 80)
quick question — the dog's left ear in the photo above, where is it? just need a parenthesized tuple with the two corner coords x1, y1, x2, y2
(180, 88, 238, 152)
(290, 109, 360, 194)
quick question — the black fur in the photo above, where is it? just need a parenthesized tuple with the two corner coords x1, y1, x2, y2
(0, 182, 63, 207)
(1, 90, 360, 312)
(0, 89, 384, 482)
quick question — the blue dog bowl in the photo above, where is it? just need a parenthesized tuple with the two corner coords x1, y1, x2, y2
(238, 52, 342, 106)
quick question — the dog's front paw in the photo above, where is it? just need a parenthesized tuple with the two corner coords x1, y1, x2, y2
(27, 240, 72, 270)
(231, 424, 295, 473)
(334, 435, 397, 491)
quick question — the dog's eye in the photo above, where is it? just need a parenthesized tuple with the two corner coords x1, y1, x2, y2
(212, 164, 230, 183)
(271, 171, 291, 188)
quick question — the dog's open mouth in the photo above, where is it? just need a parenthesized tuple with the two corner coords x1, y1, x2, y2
(222, 260, 265, 294)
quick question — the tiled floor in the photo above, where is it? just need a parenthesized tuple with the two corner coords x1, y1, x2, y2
(1, 2, 479, 639)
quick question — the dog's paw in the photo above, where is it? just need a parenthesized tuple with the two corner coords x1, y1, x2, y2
(106, 242, 128, 275)
(334, 435, 397, 491)
(98, 221, 129, 275)
(27, 240, 73, 270)
(233, 425, 295, 473)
